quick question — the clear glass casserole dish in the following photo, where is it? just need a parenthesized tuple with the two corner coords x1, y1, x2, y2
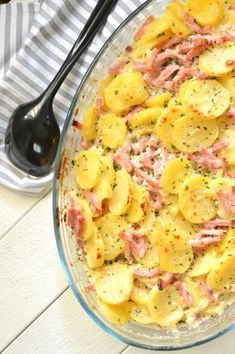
(53, 0, 235, 350)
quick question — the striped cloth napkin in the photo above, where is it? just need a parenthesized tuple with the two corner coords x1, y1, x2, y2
(0, 0, 144, 195)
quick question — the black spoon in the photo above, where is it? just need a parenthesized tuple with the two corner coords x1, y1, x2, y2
(5, 0, 118, 177)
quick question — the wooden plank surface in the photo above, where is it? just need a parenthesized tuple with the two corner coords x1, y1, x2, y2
(0, 192, 68, 351)
(0, 185, 41, 239)
(3, 288, 127, 354)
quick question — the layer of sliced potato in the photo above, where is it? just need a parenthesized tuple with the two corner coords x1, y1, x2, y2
(126, 183, 149, 223)
(95, 213, 128, 261)
(137, 243, 160, 268)
(155, 105, 183, 150)
(74, 150, 101, 190)
(172, 115, 219, 153)
(98, 113, 127, 149)
(130, 285, 150, 305)
(166, 1, 192, 37)
(85, 226, 105, 269)
(218, 228, 235, 255)
(178, 176, 217, 223)
(129, 303, 154, 324)
(207, 252, 235, 290)
(158, 232, 193, 273)
(104, 72, 148, 114)
(218, 74, 235, 106)
(95, 263, 133, 304)
(82, 104, 97, 141)
(98, 300, 129, 325)
(160, 157, 192, 194)
(188, 247, 218, 277)
(101, 156, 115, 187)
(148, 285, 184, 327)
(186, 0, 224, 26)
(92, 175, 112, 203)
(183, 277, 209, 312)
(199, 43, 235, 77)
(179, 79, 230, 119)
(129, 107, 162, 129)
(146, 92, 172, 108)
(108, 170, 133, 215)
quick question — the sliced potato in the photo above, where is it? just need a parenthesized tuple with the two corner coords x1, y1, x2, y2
(158, 233, 193, 273)
(129, 303, 154, 324)
(146, 92, 172, 108)
(179, 176, 216, 223)
(85, 226, 105, 269)
(218, 74, 235, 106)
(126, 184, 149, 223)
(93, 175, 112, 203)
(129, 107, 162, 129)
(172, 116, 219, 153)
(218, 228, 235, 255)
(186, 0, 224, 26)
(139, 209, 165, 245)
(98, 300, 129, 325)
(82, 104, 97, 141)
(160, 157, 192, 194)
(98, 113, 127, 149)
(104, 72, 148, 114)
(199, 43, 235, 77)
(101, 156, 115, 187)
(95, 263, 133, 304)
(108, 170, 133, 215)
(74, 150, 101, 189)
(188, 248, 218, 277)
(76, 198, 95, 240)
(165, 1, 192, 37)
(137, 243, 159, 268)
(148, 285, 184, 327)
(130, 286, 150, 305)
(183, 277, 209, 312)
(179, 79, 230, 119)
(207, 252, 235, 290)
(159, 210, 199, 240)
(155, 105, 184, 150)
(95, 213, 128, 261)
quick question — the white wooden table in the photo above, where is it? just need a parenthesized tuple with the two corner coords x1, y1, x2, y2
(0, 183, 234, 354)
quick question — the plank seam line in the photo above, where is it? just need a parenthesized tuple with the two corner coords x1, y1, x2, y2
(0, 188, 51, 242)
(2, 285, 69, 352)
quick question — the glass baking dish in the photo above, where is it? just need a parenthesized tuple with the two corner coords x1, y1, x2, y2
(53, 0, 235, 350)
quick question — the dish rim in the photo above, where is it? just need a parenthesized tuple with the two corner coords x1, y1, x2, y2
(52, 0, 235, 350)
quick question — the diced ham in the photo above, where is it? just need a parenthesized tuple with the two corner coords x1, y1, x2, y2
(157, 273, 175, 290)
(133, 267, 161, 278)
(85, 283, 94, 292)
(189, 236, 222, 247)
(133, 48, 159, 73)
(134, 15, 155, 41)
(132, 161, 160, 190)
(162, 34, 183, 49)
(216, 187, 235, 217)
(108, 59, 126, 76)
(174, 280, 193, 306)
(153, 49, 186, 71)
(141, 152, 154, 170)
(227, 107, 235, 123)
(188, 143, 228, 172)
(95, 96, 104, 117)
(124, 106, 143, 124)
(84, 190, 102, 216)
(112, 145, 132, 172)
(80, 136, 91, 150)
(150, 192, 163, 212)
(164, 67, 198, 90)
(203, 218, 233, 228)
(144, 64, 180, 88)
(195, 228, 226, 237)
(183, 13, 211, 35)
(119, 231, 148, 260)
(198, 279, 217, 303)
(131, 136, 148, 154)
(123, 242, 134, 263)
(67, 205, 85, 239)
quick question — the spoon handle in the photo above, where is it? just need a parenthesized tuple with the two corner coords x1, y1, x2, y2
(43, 0, 118, 103)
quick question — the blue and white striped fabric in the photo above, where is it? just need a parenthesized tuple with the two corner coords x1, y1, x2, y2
(0, 0, 144, 195)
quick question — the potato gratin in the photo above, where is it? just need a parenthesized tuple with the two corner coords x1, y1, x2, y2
(68, 0, 235, 329)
